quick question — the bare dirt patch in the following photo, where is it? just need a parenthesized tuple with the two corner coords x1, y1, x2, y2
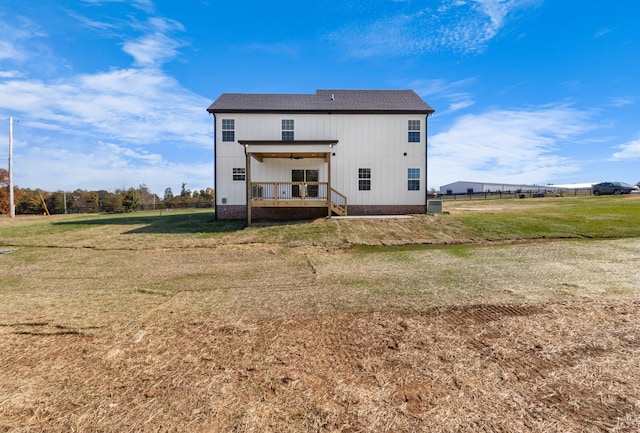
(1, 302, 639, 432)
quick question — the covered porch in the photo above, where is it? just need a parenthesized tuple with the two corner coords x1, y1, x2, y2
(239, 141, 347, 224)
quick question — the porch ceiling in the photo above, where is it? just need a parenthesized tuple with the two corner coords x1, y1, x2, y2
(239, 139, 338, 162)
(248, 151, 331, 162)
(238, 140, 338, 146)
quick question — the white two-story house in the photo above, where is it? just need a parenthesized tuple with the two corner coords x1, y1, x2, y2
(207, 89, 434, 223)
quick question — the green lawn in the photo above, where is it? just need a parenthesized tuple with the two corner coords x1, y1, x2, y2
(1, 196, 639, 249)
(453, 196, 640, 240)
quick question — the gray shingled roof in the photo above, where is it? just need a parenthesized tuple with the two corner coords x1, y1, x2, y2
(207, 89, 434, 114)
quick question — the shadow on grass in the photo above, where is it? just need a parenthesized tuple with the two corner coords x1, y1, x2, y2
(53, 211, 246, 234)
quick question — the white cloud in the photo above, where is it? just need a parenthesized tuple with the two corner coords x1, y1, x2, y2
(474, 0, 525, 35)
(100, 142, 165, 164)
(0, 7, 206, 147)
(0, 15, 48, 62)
(428, 105, 595, 187)
(329, 0, 539, 57)
(123, 32, 184, 66)
(0, 3, 213, 195)
(446, 100, 476, 113)
(611, 139, 640, 160)
(413, 77, 478, 96)
(15, 141, 213, 194)
(594, 27, 616, 39)
(412, 77, 477, 115)
(608, 96, 636, 108)
(124, 16, 186, 66)
(81, 0, 155, 13)
(69, 13, 119, 32)
(0, 68, 211, 147)
(0, 40, 22, 61)
(71, 8, 187, 67)
(0, 70, 23, 78)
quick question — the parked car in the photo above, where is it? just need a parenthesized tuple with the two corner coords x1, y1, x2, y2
(592, 181, 637, 195)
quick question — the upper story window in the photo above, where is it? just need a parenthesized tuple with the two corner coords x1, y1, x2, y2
(408, 120, 421, 143)
(358, 168, 371, 191)
(282, 119, 294, 141)
(222, 119, 235, 142)
(408, 168, 420, 191)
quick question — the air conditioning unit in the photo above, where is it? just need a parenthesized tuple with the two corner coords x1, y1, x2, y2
(427, 200, 442, 214)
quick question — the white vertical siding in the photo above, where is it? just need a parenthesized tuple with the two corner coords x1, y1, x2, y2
(215, 113, 426, 206)
(215, 115, 247, 205)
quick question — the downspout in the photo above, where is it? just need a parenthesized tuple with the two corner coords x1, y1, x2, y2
(327, 150, 332, 217)
(424, 113, 429, 213)
(244, 144, 251, 225)
(212, 113, 218, 220)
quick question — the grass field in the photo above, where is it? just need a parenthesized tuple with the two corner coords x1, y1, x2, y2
(1, 196, 639, 432)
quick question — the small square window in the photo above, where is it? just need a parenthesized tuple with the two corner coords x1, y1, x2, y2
(232, 167, 245, 181)
(358, 168, 371, 191)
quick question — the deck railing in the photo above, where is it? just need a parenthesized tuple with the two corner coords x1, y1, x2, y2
(251, 182, 328, 201)
(330, 188, 347, 216)
(250, 182, 347, 215)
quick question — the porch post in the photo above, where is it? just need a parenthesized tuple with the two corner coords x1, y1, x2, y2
(246, 150, 252, 225)
(327, 151, 332, 217)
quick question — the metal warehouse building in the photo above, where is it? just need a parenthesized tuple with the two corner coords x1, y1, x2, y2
(439, 181, 563, 195)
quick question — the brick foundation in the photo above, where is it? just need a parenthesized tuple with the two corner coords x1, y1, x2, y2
(216, 205, 247, 220)
(216, 205, 328, 221)
(217, 204, 427, 221)
(252, 207, 328, 221)
(347, 205, 426, 216)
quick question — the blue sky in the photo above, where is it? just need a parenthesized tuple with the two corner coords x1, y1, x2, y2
(1, 0, 639, 195)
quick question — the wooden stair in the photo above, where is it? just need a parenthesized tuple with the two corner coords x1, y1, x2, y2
(330, 188, 347, 216)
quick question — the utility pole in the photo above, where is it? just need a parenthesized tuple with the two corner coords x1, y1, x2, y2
(8, 117, 15, 218)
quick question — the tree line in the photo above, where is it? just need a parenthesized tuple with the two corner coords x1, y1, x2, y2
(0, 169, 213, 215)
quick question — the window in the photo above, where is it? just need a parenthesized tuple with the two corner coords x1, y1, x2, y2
(222, 119, 235, 142)
(408, 168, 420, 191)
(358, 168, 371, 191)
(408, 119, 420, 143)
(232, 167, 245, 181)
(282, 119, 294, 141)
(291, 169, 319, 197)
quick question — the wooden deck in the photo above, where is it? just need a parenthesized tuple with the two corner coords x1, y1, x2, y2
(250, 182, 347, 216)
